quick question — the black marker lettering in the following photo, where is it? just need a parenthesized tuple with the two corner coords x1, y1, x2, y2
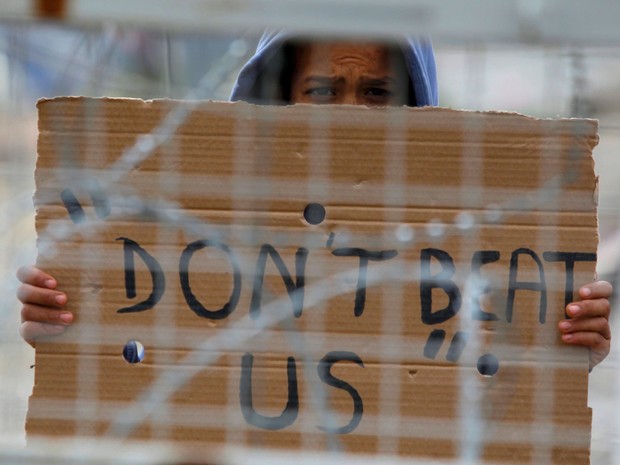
(423, 329, 446, 359)
(471, 250, 500, 321)
(420, 248, 461, 325)
(88, 178, 111, 219)
(446, 331, 469, 363)
(317, 351, 364, 434)
(543, 252, 597, 309)
(179, 240, 241, 320)
(239, 353, 298, 430)
(326, 232, 335, 248)
(331, 248, 398, 316)
(60, 189, 86, 224)
(116, 237, 165, 313)
(506, 248, 547, 323)
(250, 245, 308, 319)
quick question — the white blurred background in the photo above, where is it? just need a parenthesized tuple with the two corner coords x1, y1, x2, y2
(1, 2, 620, 464)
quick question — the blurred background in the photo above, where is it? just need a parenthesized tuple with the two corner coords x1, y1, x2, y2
(1, 1, 620, 464)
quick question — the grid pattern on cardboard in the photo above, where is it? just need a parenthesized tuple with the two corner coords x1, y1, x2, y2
(26, 89, 598, 465)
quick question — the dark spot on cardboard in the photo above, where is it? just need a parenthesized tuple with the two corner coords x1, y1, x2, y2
(122, 340, 145, 364)
(477, 353, 499, 377)
(303, 203, 326, 225)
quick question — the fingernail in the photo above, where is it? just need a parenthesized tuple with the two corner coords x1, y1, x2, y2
(567, 305, 580, 316)
(581, 288, 592, 297)
(55, 294, 67, 305)
(49, 325, 66, 333)
(559, 321, 571, 331)
(59, 313, 73, 323)
(45, 279, 56, 289)
(562, 334, 573, 342)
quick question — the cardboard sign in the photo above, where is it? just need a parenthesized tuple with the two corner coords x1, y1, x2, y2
(28, 97, 599, 464)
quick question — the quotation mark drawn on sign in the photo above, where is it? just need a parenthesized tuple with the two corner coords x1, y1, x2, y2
(423, 329, 469, 362)
(325, 232, 335, 248)
(60, 179, 111, 224)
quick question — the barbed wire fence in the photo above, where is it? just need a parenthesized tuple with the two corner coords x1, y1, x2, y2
(1, 2, 620, 464)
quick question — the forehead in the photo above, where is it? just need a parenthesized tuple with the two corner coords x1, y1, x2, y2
(294, 42, 395, 74)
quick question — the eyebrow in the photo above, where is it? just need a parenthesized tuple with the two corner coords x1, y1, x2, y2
(360, 77, 398, 86)
(301, 75, 399, 86)
(301, 76, 344, 85)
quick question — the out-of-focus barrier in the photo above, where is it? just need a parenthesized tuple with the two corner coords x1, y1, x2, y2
(1, 0, 620, 45)
(1, 3, 620, 465)
(0, 438, 510, 465)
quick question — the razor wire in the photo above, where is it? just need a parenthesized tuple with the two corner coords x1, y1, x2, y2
(2, 18, 620, 465)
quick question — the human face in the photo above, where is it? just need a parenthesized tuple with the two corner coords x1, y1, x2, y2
(289, 42, 409, 106)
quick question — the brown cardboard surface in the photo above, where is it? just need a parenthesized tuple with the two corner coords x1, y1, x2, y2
(28, 97, 599, 464)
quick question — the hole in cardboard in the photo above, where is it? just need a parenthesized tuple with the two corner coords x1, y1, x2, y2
(408, 370, 418, 379)
(477, 353, 499, 377)
(122, 340, 145, 364)
(303, 203, 326, 225)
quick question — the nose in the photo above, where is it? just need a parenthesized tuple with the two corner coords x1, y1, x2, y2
(341, 90, 360, 106)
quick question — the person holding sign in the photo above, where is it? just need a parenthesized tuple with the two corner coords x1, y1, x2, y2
(17, 32, 612, 370)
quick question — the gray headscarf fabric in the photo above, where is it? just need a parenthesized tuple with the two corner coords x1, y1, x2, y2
(229, 31, 438, 107)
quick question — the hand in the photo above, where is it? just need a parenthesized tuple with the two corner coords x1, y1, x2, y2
(17, 265, 73, 346)
(558, 280, 612, 371)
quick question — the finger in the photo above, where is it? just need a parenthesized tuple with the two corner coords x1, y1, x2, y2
(16, 283, 67, 307)
(20, 303, 73, 325)
(566, 298, 610, 320)
(16, 265, 57, 289)
(558, 317, 611, 340)
(578, 280, 613, 300)
(20, 321, 66, 344)
(561, 330, 610, 350)
(562, 330, 611, 370)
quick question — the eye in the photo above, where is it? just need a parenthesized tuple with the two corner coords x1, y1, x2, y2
(364, 87, 392, 98)
(308, 87, 335, 96)
(304, 87, 337, 102)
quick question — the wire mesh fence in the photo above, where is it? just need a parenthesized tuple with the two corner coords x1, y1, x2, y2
(1, 4, 620, 464)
